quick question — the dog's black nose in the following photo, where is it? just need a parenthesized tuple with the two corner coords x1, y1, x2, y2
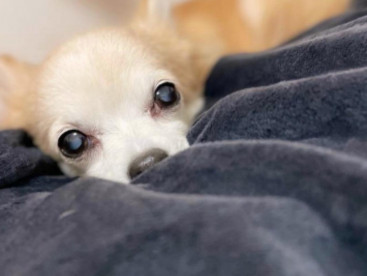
(129, 148, 168, 179)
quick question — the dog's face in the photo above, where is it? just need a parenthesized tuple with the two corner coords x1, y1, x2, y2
(28, 27, 203, 183)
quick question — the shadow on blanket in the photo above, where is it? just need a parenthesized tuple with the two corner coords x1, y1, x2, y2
(1, 9, 367, 276)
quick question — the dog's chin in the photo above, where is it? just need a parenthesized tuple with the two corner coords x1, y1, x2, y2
(58, 162, 82, 179)
(58, 161, 132, 184)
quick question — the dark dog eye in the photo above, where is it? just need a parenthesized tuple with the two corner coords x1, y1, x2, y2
(154, 82, 180, 108)
(58, 130, 88, 158)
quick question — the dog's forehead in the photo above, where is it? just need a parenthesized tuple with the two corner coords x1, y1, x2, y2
(42, 30, 158, 95)
(38, 30, 167, 125)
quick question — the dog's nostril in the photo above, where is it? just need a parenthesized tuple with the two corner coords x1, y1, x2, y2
(128, 148, 168, 179)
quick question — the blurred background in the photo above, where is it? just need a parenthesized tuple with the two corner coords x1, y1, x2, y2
(0, 0, 137, 63)
(0, 0, 352, 64)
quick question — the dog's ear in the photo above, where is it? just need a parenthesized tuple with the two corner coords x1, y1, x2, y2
(137, 0, 190, 25)
(0, 55, 36, 130)
(145, 0, 174, 23)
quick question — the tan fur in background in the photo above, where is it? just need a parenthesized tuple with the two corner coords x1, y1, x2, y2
(174, 0, 351, 54)
(0, 0, 354, 183)
(137, 0, 352, 72)
(0, 0, 352, 132)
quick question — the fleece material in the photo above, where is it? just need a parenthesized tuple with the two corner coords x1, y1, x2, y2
(1, 10, 367, 276)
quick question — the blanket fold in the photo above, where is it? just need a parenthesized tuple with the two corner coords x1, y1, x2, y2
(1, 11, 367, 276)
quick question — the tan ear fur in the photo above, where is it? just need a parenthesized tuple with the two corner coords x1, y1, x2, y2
(240, 0, 352, 51)
(172, 0, 351, 54)
(0, 55, 37, 130)
(135, 0, 170, 25)
(133, 0, 351, 82)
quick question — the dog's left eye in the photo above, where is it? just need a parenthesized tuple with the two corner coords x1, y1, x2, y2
(154, 82, 180, 108)
(58, 130, 89, 158)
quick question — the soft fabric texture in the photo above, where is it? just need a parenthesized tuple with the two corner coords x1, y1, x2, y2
(1, 10, 367, 276)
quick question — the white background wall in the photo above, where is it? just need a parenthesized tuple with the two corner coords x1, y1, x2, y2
(0, 0, 136, 63)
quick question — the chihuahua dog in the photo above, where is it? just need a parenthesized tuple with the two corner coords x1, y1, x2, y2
(0, 0, 351, 183)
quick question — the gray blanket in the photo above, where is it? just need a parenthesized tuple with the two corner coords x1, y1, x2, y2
(1, 10, 367, 276)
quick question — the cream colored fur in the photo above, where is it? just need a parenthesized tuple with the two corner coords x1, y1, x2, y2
(0, 5, 206, 183)
(0, 0, 351, 183)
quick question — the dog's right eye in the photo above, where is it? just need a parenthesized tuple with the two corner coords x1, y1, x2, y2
(58, 130, 89, 158)
(154, 82, 180, 109)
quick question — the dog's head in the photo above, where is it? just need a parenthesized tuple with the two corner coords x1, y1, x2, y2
(0, 1, 205, 183)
